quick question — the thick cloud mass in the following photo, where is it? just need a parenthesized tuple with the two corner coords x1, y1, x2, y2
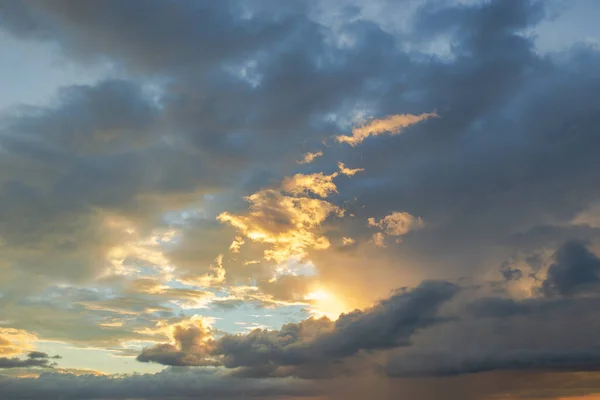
(138, 281, 459, 373)
(2, 0, 600, 399)
(0, 368, 315, 399)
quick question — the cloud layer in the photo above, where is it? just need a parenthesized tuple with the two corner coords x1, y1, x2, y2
(1, 0, 600, 399)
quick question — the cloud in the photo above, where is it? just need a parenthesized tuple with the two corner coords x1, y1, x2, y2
(1, 0, 600, 398)
(341, 237, 355, 246)
(217, 188, 343, 262)
(281, 172, 339, 198)
(383, 244, 600, 378)
(228, 236, 245, 253)
(177, 254, 227, 288)
(337, 162, 364, 177)
(138, 280, 459, 372)
(0, 368, 315, 399)
(0, 352, 60, 369)
(387, 350, 600, 378)
(257, 274, 318, 303)
(137, 318, 218, 367)
(368, 212, 424, 241)
(541, 240, 600, 296)
(297, 151, 323, 164)
(372, 232, 387, 248)
(336, 112, 438, 146)
(0, 328, 38, 356)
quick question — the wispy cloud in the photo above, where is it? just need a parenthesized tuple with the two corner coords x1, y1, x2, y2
(336, 112, 438, 146)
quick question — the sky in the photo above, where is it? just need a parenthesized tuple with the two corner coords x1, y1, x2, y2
(1, 0, 600, 399)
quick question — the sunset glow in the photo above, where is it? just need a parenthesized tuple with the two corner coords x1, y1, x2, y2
(2, 0, 600, 399)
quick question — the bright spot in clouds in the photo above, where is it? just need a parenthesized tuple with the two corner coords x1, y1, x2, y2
(336, 112, 439, 146)
(305, 288, 348, 320)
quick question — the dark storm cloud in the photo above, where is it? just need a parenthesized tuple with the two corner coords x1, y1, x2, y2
(541, 240, 600, 296)
(0, 0, 414, 168)
(385, 243, 600, 378)
(312, 0, 600, 284)
(0, 0, 305, 72)
(0, 351, 59, 369)
(386, 350, 600, 378)
(138, 281, 459, 371)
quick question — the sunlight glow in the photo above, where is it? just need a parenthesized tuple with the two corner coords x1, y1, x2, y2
(305, 288, 348, 320)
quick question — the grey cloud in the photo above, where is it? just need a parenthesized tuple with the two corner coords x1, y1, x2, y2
(317, 0, 600, 288)
(541, 240, 600, 296)
(0, 0, 304, 72)
(138, 280, 459, 373)
(0, 0, 598, 292)
(0, 1, 600, 397)
(0, 284, 183, 347)
(386, 269, 600, 377)
(0, 368, 315, 399)
(0, 76, 239, 287)
(136, 343, 212, 368)
(0, 351, 59, 369)
(386, 350, 600, 378)
(466, 296, 533, 319)
(137, 323, 217, 367)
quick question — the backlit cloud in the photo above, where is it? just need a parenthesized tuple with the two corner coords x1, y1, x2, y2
(298, 151, 323, 164)
(217, 189, 343, 262)
(1, 0, 600, 398)
(368, 212, 424, 236)
(336, 112, 438, 146)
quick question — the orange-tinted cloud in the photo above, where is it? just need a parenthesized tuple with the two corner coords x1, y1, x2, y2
(0, 329, 38, 356)
(298, 151, 324, 164)
(217, 189, 343, 262)
(337, 162, 364, 176)
(281, 172, 339, 198)
(368, 212, 424, 236)
(336, 112, 438, 146)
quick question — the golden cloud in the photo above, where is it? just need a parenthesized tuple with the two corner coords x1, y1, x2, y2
(281, 172, 339, 198)
(217, 189, 343, 263)
(336, 112, 438, 146)
(298, 151, 324, 164)
(177, 254, 226, 288)
(368, 212, 424, 236)
(228, 236, 245, 253)
(0, 328, 38, 356)
(337, 162, 364, 176)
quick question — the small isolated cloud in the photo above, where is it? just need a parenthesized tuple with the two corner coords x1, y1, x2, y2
(336, 112, 438, 146)
(297, 151, 323, 164)
(228, 236, 245, 253)
(372, 232, 387, 248)
(342, 237, 355, 246)
(368, 212, 424, 237)
(337, 162, 364, 176)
